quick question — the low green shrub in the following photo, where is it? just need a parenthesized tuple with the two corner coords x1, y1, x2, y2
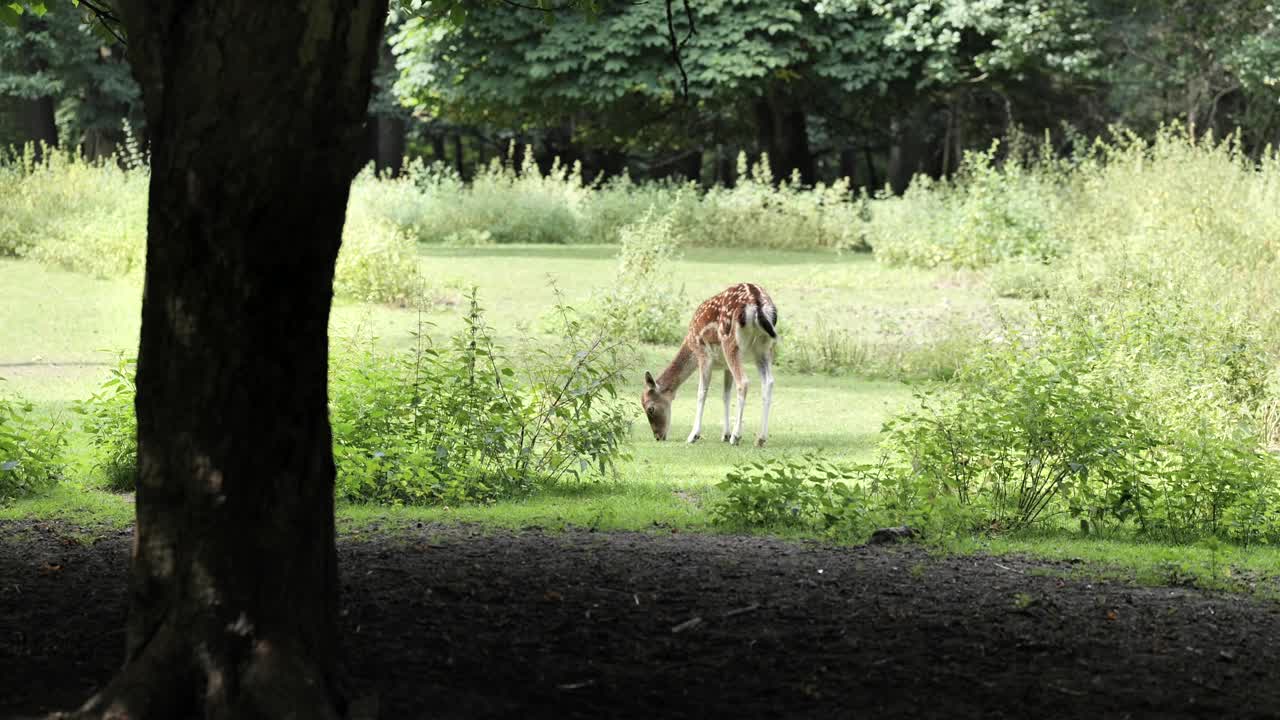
(885, 344, 1156, 532)
(881, 291, 1280, 542)
(330, 289, 632, 505)
(711, 453, 977, 541)
(712, 454, 845, 529)
(0, 391, 67, 500)
(76, 356, 137, 493)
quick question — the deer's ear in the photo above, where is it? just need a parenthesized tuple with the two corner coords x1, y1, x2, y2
(644, 371, 658, 391)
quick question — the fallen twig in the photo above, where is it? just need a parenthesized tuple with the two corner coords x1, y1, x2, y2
(671, 616, 703, 634)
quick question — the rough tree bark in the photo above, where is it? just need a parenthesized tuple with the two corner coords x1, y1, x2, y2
(62, 2, 388, 719)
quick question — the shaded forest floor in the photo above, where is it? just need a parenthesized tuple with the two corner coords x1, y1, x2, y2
(4, 520, 1280, 719)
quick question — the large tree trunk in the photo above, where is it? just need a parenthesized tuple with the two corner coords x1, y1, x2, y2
(66, 2, 388, 719)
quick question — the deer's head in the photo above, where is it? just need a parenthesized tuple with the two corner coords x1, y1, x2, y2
(641, 371, 672, 441)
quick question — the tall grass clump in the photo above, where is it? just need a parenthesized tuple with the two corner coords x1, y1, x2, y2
(866, 137, 1067, 269)
(0, 147, 425, 304)
(779, 318, 975, 381)
(348, 146, 869, 250)
(677, 152, 869, 251)
(361, 145, 592, 246)
(0, 143, 148, 276)
(864, 127, 1280, 544)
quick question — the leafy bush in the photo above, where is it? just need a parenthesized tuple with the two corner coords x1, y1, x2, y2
(881, 293, 1280, 542)
(330, 289, 632, 505)
(885, 342, 1156, 532)
(861, 127, 1280, 544)
(583, 210, 688, 344)
(76, 356, 138, 493)
(711, 453, 976, 541)
(0, 391, 67, 500)
(712, 454, 846, 529)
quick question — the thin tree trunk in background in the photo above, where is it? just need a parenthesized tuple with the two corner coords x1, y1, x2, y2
(19, 95, 57, 156)
(18, 16, 58, 159)
(839, 147, 857, 185)
(777, 107, 814, 185)
(681, 148, 702, 184)
(715, 143, 735, 187)
(374, 114, 406, 177)
(863, 147, 879, 191)
(754, 97, 774, 175)
(373, 42, 406, 177)
(754, 90, 815, 185)
(888, 109, 927, 194)
(432, 134, 447, 163)
(68, 2, 388, 718)
(453, 133, 465, 178)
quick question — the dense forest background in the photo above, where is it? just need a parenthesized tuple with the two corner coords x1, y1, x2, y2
(5, 1, 1280, 190)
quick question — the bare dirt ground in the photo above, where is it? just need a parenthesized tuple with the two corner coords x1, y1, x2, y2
(4, 519, 1280, 719)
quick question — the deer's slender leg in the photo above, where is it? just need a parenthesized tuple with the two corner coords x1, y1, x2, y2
(755, 349, 775, 448)
(721, 368, 733, 442)
(687, 356, 712, 444)
(723, 333, 748, 445)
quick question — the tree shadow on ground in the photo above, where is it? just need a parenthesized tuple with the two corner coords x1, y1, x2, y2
(4, 519, 1280, 719)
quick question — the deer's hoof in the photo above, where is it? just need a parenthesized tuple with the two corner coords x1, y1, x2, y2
(729, 434, 742, 446)
(755, 437, 767, 448)
(687, 433, 701, 444)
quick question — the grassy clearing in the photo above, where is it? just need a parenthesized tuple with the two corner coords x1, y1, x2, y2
(0, 243, 935, 515)
(10, 133, 1280, 598)
(6, 240, 1280, 598)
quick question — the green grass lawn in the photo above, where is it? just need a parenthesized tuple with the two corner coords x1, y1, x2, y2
(7, 247, 1280, 598)
(1, 246, 925, 522)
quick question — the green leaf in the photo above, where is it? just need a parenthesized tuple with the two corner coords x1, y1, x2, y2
(0, 4, 21, 27)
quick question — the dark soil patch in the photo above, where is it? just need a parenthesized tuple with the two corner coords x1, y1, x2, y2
(4, 519, 1280, 718)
